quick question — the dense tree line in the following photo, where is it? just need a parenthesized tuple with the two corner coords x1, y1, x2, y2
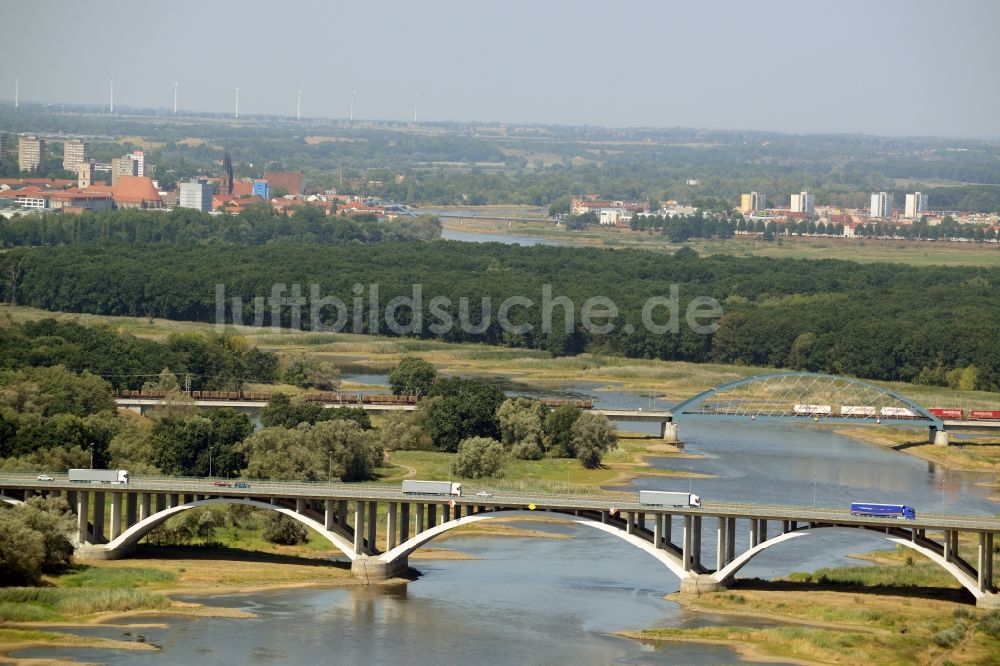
(0, 206, 441, 248)
(4, 242, 998, 390)
(629, 212, 999, 242)
(0, 319, 278, 391)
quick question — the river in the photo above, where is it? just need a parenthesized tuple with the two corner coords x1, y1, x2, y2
(16, 522, 793, 665)
(17, 374, 998, 664)
(442, 228, 562, 246)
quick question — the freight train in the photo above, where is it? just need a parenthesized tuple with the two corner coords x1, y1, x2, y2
(928, 408, 1000, 421)
(116, 390, 594, 409)
(788, 404, 1000, 421)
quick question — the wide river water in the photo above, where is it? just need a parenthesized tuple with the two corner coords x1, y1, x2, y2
(19, 374, 999, 664)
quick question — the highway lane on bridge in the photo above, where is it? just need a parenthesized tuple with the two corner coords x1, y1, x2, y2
(4, 473, 999, 532)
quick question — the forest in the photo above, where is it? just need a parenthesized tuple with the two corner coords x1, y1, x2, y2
(3, 241, 998, 391)
(0, 206, 441, 247)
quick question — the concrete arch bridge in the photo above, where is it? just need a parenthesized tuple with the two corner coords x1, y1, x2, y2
(1, 476, 997, 608)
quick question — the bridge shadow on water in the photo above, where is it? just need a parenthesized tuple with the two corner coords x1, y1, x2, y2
(727, 577, 976, 605)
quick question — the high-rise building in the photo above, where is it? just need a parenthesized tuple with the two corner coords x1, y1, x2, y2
(63, 139, 87, 172)
(869, 191, 893, 219)
(178, 179, 213, 212)
(18, 135, 45, 173)
(127, 149, 146, 177)
(790, 191, 815, 214)
(111, 156, 138, 185)
(78, 161, 95, 189)
(0, 135, 7, 166)
(904, 192, 928, 219)
(740, 191, 766, 214)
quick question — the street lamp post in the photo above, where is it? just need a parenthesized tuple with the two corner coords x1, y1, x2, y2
(209, 446, 215, 479)
(813, 472, 817, 508)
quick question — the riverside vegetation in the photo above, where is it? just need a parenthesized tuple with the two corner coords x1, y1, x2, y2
(1, 313, 999, 663)
(3, 240, 1000, 391)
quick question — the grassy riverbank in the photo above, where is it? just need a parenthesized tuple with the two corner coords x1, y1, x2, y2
(440, 211, 1000, 268)
(623, 535, 1000, 665)
(627, 577, 1000, 664)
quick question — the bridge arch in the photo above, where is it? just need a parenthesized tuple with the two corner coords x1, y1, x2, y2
(104, 498, 357, 561)
(380, 509, 688, 580)
(671, 372, 943, 428)
(713, 525, 986, 600)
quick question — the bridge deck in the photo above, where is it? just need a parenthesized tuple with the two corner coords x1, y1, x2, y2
(5, 475, 998, 532)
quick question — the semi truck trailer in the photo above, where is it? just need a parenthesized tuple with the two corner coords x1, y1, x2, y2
(638, 490, 701, 508)
(849, 502, 915, 519)
(68, 469, 129, 484)
(402, 480, 462, 497)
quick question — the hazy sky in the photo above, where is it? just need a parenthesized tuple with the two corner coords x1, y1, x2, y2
(5, 0, 999, 137)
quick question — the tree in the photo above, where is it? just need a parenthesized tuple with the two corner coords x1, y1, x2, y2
(451, 436, 506, 478)
(279, 353, 340, 390)
(240, 419, 382, 482)
(377, 412, 431, 451)
(0, 509, 45, 586)
(570, 411, 617, 468)
(496, 397, 546, 460)
(142, 367, 180, 393)
(149, 409, 251, 476)
(262, 512, 309, 545)
(424, 378, 505, 452)
(18, 496, 76, 572)
(260, 392, 371, 429)
(387, 357, 437, 397)
(543, 405, 581, 457)
(0, 366, 115, 418)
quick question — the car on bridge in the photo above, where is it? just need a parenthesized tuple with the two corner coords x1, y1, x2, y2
(234, 482, 250, 489)
(36, 474, 54, 481)
(213, 480, 233, 487)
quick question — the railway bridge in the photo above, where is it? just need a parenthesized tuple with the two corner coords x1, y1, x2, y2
(2, 475, 998, 608)
(116, 372, 1000, 445)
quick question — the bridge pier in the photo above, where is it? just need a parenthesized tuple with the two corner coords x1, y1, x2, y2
(76, 490, 89, 544)
(351, 556, 409, 582)
(92, 492, 106, 543)
(930, 427, 950, 446)
(661, 422, 681, 445)
(354, 501, 366, 555)
(680, 574, 726, 595)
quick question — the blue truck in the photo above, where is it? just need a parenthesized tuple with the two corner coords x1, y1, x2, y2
(850, 502, 916, 519)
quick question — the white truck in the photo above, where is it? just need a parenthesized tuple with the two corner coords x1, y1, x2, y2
(639, 490, 701, 508)
(68, 469, 129, 485)
(402, 480, 462, 497)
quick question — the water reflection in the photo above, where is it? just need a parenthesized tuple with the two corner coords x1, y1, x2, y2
(15, 526, 797, 665)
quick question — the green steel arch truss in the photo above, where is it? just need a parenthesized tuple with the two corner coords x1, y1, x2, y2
(671, 372, 943, 429)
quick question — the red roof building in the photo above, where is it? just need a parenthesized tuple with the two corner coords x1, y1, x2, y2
(264, 171, 306, 195)
(112, 176, 163, 209)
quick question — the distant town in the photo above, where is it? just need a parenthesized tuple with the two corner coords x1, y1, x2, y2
(1, 130, 999, 243)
